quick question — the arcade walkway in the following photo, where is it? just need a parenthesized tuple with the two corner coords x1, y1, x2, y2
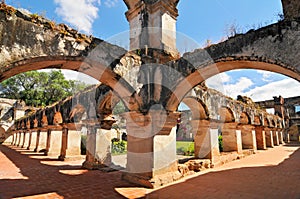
(0, 142, 299, 199)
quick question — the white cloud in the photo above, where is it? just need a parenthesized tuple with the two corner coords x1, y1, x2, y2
(207, 75, 253, 99)
(54, 0, 101, 34)
(257, 70, 274, 82)
(222, 77, 254, 99)
(245, 78, 300, 102)
(206, 73, 231, 93)
(104, 0, 119, 8)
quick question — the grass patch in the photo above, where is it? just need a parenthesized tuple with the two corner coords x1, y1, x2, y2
(176, 141, 194, 156)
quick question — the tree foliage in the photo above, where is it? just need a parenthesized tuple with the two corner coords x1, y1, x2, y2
(0, 70, 90, 107)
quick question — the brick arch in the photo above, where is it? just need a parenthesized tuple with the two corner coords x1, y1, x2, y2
(219, 107, 235, 123)
(166, 20, 300, 111)
(239, 112, 251, 124)
(1, 56, 139, 109)
(263, 117, 270, 127)
(254, 115, 262, 125)
(181, 97, 208, 120)
(0, 9, 139, 110)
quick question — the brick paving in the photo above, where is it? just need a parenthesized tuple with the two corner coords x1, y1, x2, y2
(0, 143, 299, 199)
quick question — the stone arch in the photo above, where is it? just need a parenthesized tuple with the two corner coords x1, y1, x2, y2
(166, 20, 300, 111)
(263, 117, 270, 127)
(0, 9, 139, 110)
(219, 107, 235, 123)
(270, 118, 276, 128)
(239, 112, 251, 124)
(53, 111, 63, 125)
(254, 115, 262, 125)
(181, 97, 208, 120)
(69, 104, 87, 122)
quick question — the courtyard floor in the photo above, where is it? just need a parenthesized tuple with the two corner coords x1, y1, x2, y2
(0, 142, 299, 199)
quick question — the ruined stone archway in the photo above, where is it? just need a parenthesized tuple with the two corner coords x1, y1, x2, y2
(0, 10, 140, 110)
(166, 19, 300, 111)
(181, 97, 208, 120)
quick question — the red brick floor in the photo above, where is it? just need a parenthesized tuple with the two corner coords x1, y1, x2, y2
(0, 143, 299, 199)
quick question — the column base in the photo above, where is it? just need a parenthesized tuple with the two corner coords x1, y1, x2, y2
(58, 155, 84, 161)
(82, 160, 109, 170)
(122, 169, 183, 189)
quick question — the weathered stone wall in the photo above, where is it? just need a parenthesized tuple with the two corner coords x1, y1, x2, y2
(166, 19, 300, 111)
(281, 0, 300, 20)
(182, 20, 300, 81)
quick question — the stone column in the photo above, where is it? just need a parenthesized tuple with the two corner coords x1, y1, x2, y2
(284, 132, 290, 143)
(83, 120, 114, 169)
(23, 131, 30, 149)
(26, 131, 32, 150)
(272, 129, 280, 146)
(12, 133, 15, 145)
(16, 132, 21, 146)
(191, 120, 219, 162)
(16, 133, 20, 145)
(221, 123, 242, 153)
(122, 111, 180, 188)
(11, 133, 15, 145)
(59, 128, 81, 160)
(278, 130, 284, 144)
(36, 130, 48, 152)
(239, 124, 257, 150)
(28, 131, 37, 151)
(45, 129, 63, 157)
(265, 128, 274, 148)
(20, 132, 26, 148)
(255, 126, 267, 150)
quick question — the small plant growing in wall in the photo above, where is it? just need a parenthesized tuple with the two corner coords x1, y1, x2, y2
(0, 2, 16, 16)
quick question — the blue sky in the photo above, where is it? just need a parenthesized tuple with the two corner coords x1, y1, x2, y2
(5, 0, 300, 102)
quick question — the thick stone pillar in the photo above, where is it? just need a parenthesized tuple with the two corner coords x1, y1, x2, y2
(59, 128, 81, 160)
(284, 132, 290, 143)
(16, 132, 21, 146)
(83, 121, 114, 169)
(12, 133, 15, 145)
(45, 130, 62, 157)
(34, 130, 47, 152)
(278, 130, 284, 144)
(221, 123, 242, 153)
(255, 126, 267, 150)
(239, 124, 257, 150)
(265, 129, 274, 148)
(23, 131, 30, 149)
(28, 131, 37, 150)
(20, 132, 25, 147)
(191, 120, 219, 162)
(272, 130, 280, 146)
(16, 133, 20, 145)
(124, 0, 179, 55)
(11, 133, 15, 145)
(122, 111, 180, 188)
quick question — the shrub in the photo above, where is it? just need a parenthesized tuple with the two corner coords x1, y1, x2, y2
(218, 135, 223, 152)
(111, 140, 126, 155)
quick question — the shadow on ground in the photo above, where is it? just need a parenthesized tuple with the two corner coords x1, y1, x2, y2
(145, 142, 300, 199)
(0, 145, 134, 199)
(0, 143, 299, 199)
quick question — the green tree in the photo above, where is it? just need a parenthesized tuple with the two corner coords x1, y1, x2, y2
(0, 70, 90, 107)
